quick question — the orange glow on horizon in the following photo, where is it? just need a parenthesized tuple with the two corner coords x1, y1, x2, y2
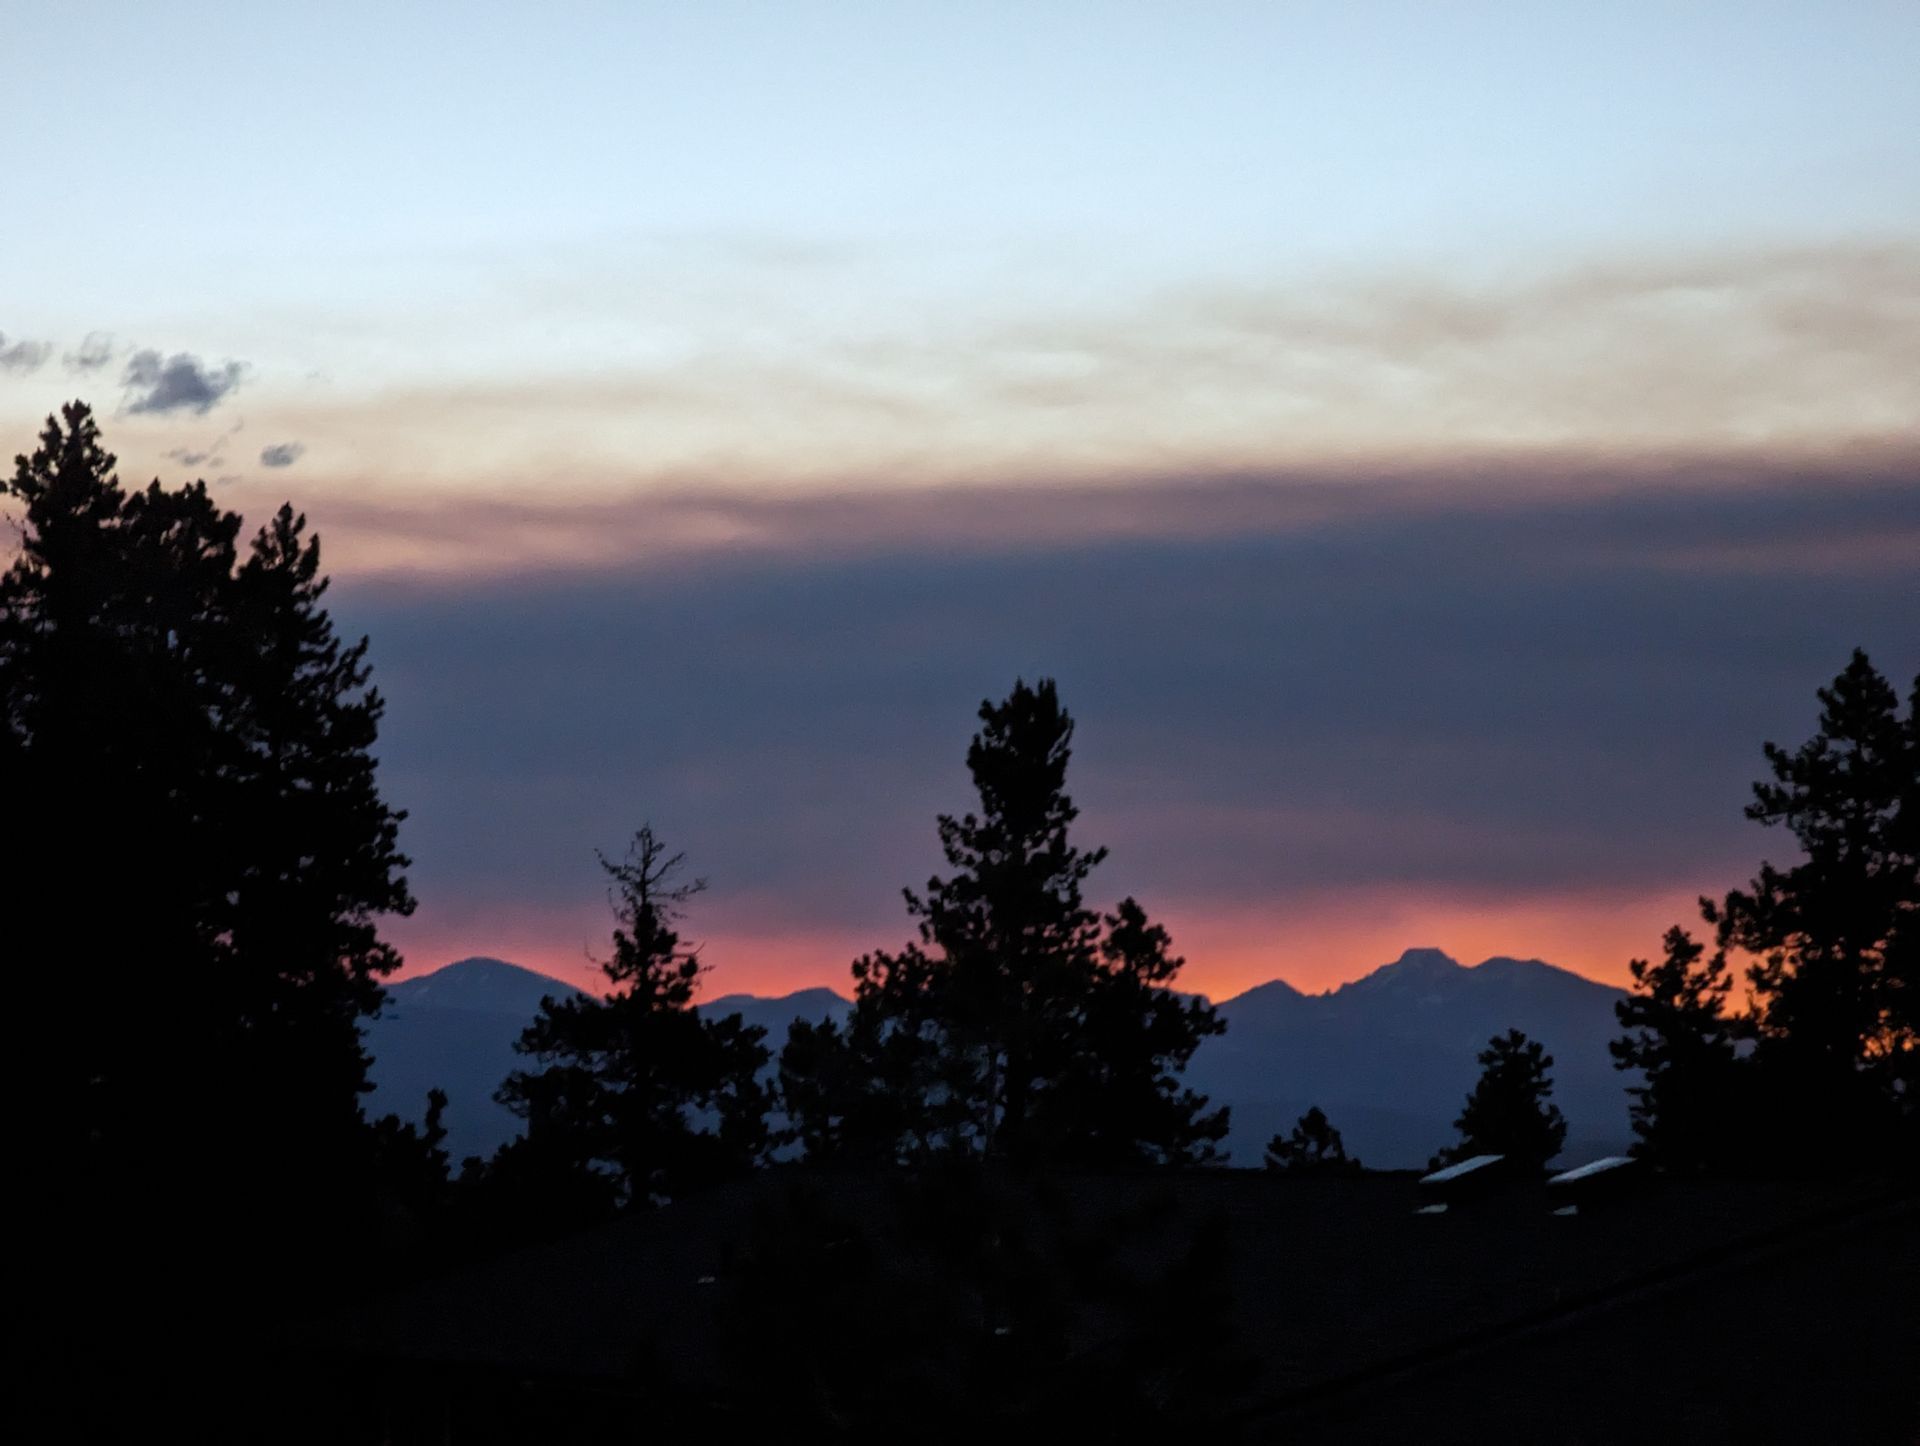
(386, 883, 1716, 1003)
(1150, 887, 1716, 998)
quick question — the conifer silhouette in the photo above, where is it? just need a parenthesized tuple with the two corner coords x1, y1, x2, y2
(1610, 926, 1745, 1170)
(4, 403, 434, 1428)
(1435, 1029, 1568, 1170)
(1708, 649, 1918, 1154)
(1264, 1105, 1362, 1173)
(779, 679, 1226, 1167)
(487, 828, 772, 1211)
(3, 403, 422, 1226)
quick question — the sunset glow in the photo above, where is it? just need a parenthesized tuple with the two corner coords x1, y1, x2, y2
(5, 2, 1915, 1000)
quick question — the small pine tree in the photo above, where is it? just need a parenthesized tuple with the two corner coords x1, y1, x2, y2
(1437, 1029, 1567, 1171)
(1610, 925, 1746, 1171)
(492, 828, 772, 1211)
(1263, 1106, 1361, 1174)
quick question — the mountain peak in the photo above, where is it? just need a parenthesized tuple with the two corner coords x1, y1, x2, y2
(1326, 947, 1467, 1000)
(1470, 954, 1626, 996)
(1232, 977, 1307, 1002)
(385, 957, 581, 1014)
(1392, 947, 1464, 971)
(701, 986, 850, 1014)
(1215, 976, 1308, 1020)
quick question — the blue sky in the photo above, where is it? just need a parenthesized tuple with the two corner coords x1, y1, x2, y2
(12, 3, 1918, 268)
(6, 2, 1916, 450)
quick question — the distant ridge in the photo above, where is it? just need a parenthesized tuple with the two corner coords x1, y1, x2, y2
(1191, 947, 1631, 1167)
(366, 961, 849, 1164)
(366, 948, 1633, 1168)
(366, 959, 583, 1163)
(699, 986, 851, 1042)
(384, 956, 582, 1014)
(702, 985, 852, 1015)
(1212, 977, 1309, 1028)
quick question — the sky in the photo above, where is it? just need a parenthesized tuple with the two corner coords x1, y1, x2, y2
(4, 2, 1917, 998)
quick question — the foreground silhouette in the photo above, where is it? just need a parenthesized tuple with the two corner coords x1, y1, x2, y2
(778, 678, 1229, 1168)
(1611, 925, 1744, 1170)
(326, 1166, 1917, 1444)
(1432, 1029, 1568, 1170)
(459, 829, 771, 1238)
(7, 406, 1912, 1439)
(1265, 1105, 1363, 1173)
(4, 405, 439, 1433)
(1609, 649, 1918, 1171)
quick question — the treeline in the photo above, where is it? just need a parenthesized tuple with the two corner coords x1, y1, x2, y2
(458, 673, 1230, 1237)
(0, 409, 1231, 1291)
(5, 406, 1914, 1422)
(1609, 649, 1919, 1171)
(1271, 651, 1920, 1179)
(0, 405, 1240, 1432)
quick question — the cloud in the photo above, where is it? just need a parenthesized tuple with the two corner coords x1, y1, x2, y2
(122, 349, 244, 415)
(160, 418, 244, 472)
(255, 239, 1920, 509)
(259, 441, 306, 468)
(330, 454, 1919, 995)
(296, 444, 1920, 582)
(975, 242, 1920, 454)
(63, 332, 116, 373)
(0, 332, 53, 373)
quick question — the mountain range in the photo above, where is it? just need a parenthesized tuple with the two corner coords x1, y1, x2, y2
(363, 948, 1633, 1168)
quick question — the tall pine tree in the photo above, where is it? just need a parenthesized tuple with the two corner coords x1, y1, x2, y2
(2, 404, 419, 1213)
(780, 679, 1226, 1168)
(1707, 649, 1917, 1153)
(3, 404, 432, 1422)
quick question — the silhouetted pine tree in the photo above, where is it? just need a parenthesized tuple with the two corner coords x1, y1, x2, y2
(1059, 899, 1229, 1167)
(2, 404, 423, 1224)
(1610, 925, 1746, 1171)
(1706, 649, 1918, 1155)
(1264, 1105, 1362, 1173)
(776, 1006, 925, 1165)
(223, 502, 422, 1174)
(488, 828, 772, 1211)
(3, 405, 437, 1427)
(780, 679, 1226, 1167)
(1436, 1029, 1567, 1170)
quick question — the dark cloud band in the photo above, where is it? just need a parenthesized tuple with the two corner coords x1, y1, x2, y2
(330, 455, 1920, 959)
